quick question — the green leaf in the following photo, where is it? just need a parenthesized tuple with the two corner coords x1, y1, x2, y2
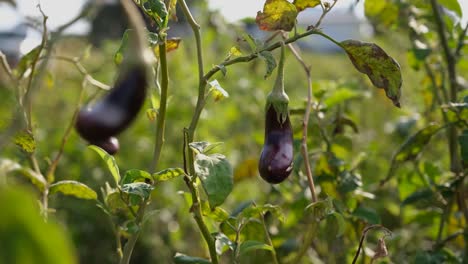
(364, 0, 398, 27)
(239, 240, 273, 256)
(173, 253, 211, 264)
(141, 0, 167, 25)
(189, 141, 224, 154)
(394, 123, 441, 163)
(121, 182, 154, 200)
(325, 212, 346, 238)
(214, 232, 235, 255)
(0, 187, 77, 264)
(13, 131, 35, 153)
(293, 0, 321, 12)
(459, 130, 468, 163)
(49, 180, 97, 200)
(340, 40, 402, 107)
(240, 204, 284, 222)
(256, 0, 298, 32)
(121, 169, 153, 185)
(259, 51, 277, 79)
(105, 191, 129, 214)
(401, 188, 434, 207)
(352, 206, 380, 224)
(338, 171, 362, 193)
(194, 153, 233, 207)
(88, 145, 120, 186)
(323, 88, 362, 108)
(201, 201, 230, 222)
(153, 167, 185, 182)
(439, 0, 462, 18)
(11, 167, 46, 192)
(114, 29, 159, 65)
(15, 46, 41, 78)
(305, 197, 334, 221)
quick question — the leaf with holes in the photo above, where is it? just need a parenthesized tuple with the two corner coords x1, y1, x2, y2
(194, 153, 233, 207)
(340, 40, 402, 107)
(256, 0, 298, 31)
(49, 180, 97, 200)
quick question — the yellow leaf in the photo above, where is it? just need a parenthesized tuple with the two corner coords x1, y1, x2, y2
(256, 0, 298, 32)
(293, 0, 321, 11)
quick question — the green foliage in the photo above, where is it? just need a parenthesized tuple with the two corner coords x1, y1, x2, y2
(1, 0, 467, 263)
(49, 180, 97, 200)
(88, 145, 120, 186)
(0, 187, 77, 264)
(194, 153, 233, 207)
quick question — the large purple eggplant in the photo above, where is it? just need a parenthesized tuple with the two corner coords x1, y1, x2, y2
(75, 64, 147, 153)
(259, 106, 294, 184)
(258, 42, 294, 184)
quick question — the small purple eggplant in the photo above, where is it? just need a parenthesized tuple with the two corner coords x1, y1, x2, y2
(258, 42, 293, 184)
(75, 64, 147, 144)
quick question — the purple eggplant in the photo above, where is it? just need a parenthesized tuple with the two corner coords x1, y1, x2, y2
(90, 137, 120, 155)
(259, 106, 294, 184)
(75, 64, 147, 144)
(258, 42, 293, 184)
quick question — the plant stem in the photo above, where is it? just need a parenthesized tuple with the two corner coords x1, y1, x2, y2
(46, 82, 86, 182)
(118, 0, 167, 263)
(120, 200, 148, 264)
(430, 0, 461, 174)
(178, 1, 219, 263)
(260, 214, 280, 264)
(150, 42, 168, 172)
(430, 1, 467, 258)
(204, 29, 340, 84)
(287, 43, 317, 202)
(286, 221, 317, 264)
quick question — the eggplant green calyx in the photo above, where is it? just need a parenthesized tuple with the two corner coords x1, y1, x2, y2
(266, 41, 289, 124)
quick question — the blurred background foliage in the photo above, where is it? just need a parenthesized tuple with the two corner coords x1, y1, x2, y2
(0, 0, 467, 263)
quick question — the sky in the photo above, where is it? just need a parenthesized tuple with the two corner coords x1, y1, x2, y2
(0, 0, 467, 54)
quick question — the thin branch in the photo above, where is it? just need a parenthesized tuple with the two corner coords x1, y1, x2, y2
(430, 0, 462, 175)
(314, 0, 338, 29)
(352, 225, 392, 264)
(454, 22, 468, 59)
(0, 51, 15, 83)
(45, 79, 86, 182)
(260, 214, 280, 264)
(179, 1, 219, 263)
(150, 42, 169, 172)
(287, 42, 317, 202)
